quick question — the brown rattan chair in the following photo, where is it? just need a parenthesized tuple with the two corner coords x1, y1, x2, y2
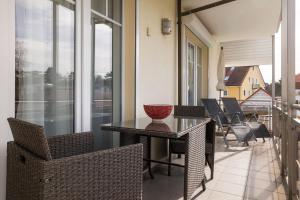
(6, 118, 143, 200)
(168, 106, 216, 179)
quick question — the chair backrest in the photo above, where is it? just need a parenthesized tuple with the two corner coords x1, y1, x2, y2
(221, 97, 246, 121)
(7, 118, 52, 160)
(173, 105, 215, 145)
(200, 99, 229, 125)
(174, 105, 205, 117)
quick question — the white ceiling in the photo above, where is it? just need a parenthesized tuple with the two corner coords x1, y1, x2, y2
(182, 0, 281, 42)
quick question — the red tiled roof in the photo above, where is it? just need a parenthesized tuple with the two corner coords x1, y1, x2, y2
(296, 74, 300, 82)
(224, 66, 251, 86)
(296, 74, 300, 89)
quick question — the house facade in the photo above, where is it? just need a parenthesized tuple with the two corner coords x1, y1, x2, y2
(224, 66, 266, 100)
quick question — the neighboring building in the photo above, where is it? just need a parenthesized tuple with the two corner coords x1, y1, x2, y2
(240, 87, 272, 114)
(224, 66, 266, 100)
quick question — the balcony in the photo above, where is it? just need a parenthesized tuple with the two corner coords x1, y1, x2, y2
(0, 0, 298, 199)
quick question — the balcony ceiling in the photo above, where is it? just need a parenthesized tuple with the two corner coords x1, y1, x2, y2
(182, 0, 281, 42)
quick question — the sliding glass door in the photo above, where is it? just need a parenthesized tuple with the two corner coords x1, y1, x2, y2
(91, 0, 122, 149)
(15, 0, 75, 135)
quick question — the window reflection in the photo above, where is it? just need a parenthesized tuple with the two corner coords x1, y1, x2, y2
(92, 22, 113, 125)
(15, 0, 75, 135)
(91, 4, 122, 149)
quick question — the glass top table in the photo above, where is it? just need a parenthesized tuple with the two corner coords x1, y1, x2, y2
(101, 115, 211, 200)
(101, 115, 211, 139)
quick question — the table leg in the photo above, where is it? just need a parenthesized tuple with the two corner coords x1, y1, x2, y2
(147, 135, 154, 179)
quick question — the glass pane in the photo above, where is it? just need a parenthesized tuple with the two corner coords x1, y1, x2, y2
(187, 43, 195, 106)
(54, 4, 75, 134)
(197, 46, 202, 105)
(92, 17, 122, 149)
(93, 22, 113, 125)
(91, 0, 106, 15)
(15, 0, 75, 135)
(108, 0, 122, 23)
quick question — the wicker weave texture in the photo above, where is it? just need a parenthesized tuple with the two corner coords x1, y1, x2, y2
(47, 132, 94, 159)
(7, 133, 143, 200)
(184, 126, 206, 200)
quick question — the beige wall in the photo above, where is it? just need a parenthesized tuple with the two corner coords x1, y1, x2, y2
(137, 0, 177, 159)
(123, 0, 136, 121)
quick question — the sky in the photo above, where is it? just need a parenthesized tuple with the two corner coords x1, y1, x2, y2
(259, 65, 272, 84)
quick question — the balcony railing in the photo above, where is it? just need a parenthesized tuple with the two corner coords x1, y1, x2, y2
(273, 102, 300, 199)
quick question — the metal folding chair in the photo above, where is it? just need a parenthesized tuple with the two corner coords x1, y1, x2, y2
(201, 98, 254, 147)
(221, 97, 271, 141)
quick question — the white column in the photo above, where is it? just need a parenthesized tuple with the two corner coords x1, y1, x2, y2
(272, 35, 275, 104)
(81, 0, 92, 131)
(287, 0, 296, 116)
(281, 0, 288, 109)
(75, 0, 82, 132)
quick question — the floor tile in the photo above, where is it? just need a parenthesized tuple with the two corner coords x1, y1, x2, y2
(246, 178, 277, 192)
(218, 173, 248, 186)
(143, 137, 287, 200)
(213, 181, 246, 196)
(208, 191, 243, 200)
(244, 187, 279, 200)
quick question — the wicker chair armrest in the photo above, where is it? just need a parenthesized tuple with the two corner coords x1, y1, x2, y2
(47, 132, 94, 159)
(42, 143, 143, 200)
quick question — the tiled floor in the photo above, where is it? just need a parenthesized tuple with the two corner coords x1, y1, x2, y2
(143, 137, 287, 200)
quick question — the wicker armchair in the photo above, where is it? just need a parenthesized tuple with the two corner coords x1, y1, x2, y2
(6, 118, 143, 200)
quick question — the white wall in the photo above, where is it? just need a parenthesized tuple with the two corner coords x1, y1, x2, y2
(0, 0, 15, 199)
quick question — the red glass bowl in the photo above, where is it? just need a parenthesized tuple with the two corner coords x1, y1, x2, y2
(143, 104, 173, 121)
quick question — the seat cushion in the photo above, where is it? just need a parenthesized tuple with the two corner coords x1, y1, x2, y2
(7, 118, 52, 160)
